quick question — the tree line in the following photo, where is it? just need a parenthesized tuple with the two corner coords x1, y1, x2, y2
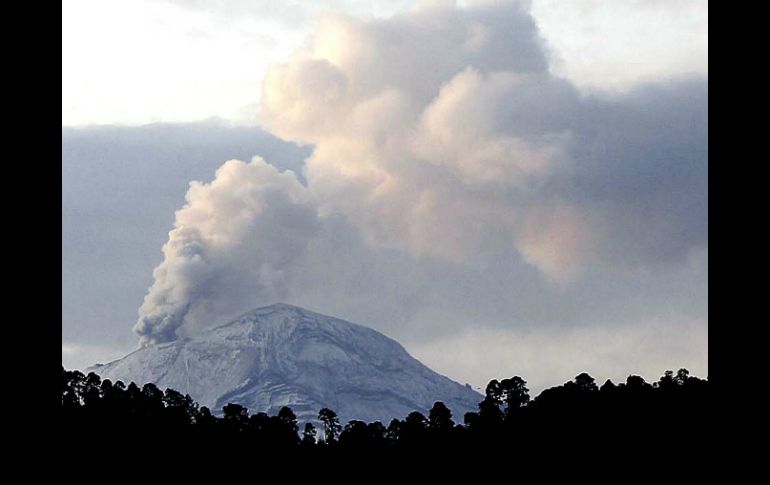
(61, 366, 707, 472)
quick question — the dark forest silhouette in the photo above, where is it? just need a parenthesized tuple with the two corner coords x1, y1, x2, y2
(61, 366, 707, 475)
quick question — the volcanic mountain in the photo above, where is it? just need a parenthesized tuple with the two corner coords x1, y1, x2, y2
(90, 303, 482, 424)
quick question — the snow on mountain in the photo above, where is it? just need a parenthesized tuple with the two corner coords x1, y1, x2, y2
(90, 303, 482, 425)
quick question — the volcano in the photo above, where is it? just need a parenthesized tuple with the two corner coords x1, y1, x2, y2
(90, 303, 482, 424)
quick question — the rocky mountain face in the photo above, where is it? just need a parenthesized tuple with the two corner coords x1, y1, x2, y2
(90, 303, 482, 425)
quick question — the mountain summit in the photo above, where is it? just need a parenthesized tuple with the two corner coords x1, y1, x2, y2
(90, 303, 482, 424)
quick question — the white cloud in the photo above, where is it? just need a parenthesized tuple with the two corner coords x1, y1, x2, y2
(531, 0, 708, 92)
(258, 1, 706, 277)
(62, 0, 707, 126)
(62, 0, 303, 126)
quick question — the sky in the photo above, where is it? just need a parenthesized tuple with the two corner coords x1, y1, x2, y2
(62, 0, 707, 395)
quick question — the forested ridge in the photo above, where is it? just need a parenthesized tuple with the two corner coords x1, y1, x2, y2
(62, 366, 707, 476)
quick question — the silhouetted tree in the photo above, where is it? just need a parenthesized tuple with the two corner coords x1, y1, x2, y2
(428, 401, 454, 431)
(656, 370, 676, 389)
(499, 376, 529, 417)
(248, 412, 271, 436)
(318, 408, 342, 444)
(273, 407, 300, 446)
(477, 396, 503, 426)
(625, 375, 652, 393)
(367, 421, 387, 446)
(400, 411, 428, 446)
(278, 406, 298, 432)
(340, 420, 369, 447)
(675, 368, 690, 386)
(163, 388, 197, 426)
(222, 403, 248, 432)
(196, 406, 216, 430)
(485, 379, 503, 402)
(574, 373, 598, 393)
(463, 411, 479, 429)
(386, 418, 402, 444)
(82, 372, 102, 407)
(302, 422, 317, 446)
(600, 379, 616, 392)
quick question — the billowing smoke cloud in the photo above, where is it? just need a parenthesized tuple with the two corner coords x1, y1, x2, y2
(135, 158, 319, 345)
(135, 0, 707, 347)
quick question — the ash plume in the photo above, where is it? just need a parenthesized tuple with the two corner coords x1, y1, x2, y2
(135, 0, 707, 347)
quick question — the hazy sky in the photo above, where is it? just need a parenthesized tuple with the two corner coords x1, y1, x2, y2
(63, 0, 707, 126)
(62, 0, 707, 394)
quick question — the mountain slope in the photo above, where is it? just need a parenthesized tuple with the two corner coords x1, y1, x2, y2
(91, 303, 482, 424)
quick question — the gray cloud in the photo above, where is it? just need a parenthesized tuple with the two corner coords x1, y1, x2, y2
(558, 78, 708, 267)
